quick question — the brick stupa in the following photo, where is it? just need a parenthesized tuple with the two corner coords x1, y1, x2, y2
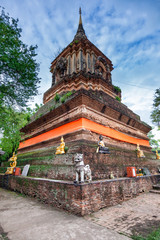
(17, 9, 158, 180)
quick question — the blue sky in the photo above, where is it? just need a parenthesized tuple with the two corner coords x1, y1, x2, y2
(1, 0, 160, 137)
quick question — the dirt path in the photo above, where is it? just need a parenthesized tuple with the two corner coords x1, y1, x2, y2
(0, 188, 130, 240)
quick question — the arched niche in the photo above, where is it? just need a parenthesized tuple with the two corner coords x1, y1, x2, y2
(95, 56, 112, 83)
(51, 57, 67, 86)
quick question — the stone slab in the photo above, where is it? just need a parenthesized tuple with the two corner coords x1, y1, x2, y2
(21, 164, 30, 176)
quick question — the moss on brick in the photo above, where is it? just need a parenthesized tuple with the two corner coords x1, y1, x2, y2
(26, 91, 74, 125)
(18, 149, 55, 159)
(0, 167, 7, 173)
(29, 165, 53, 172)
(16, 177, 24, 185)
(2, 162, 10, 167)
(17, 155, 55, 166)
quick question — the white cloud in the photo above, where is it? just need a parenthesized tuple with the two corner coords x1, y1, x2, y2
(1, 0, 160, 127)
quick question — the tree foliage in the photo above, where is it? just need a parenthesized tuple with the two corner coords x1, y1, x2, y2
(147, 130, 160, 150)
(0, 7, 40, 108)
(151, 88, 160, 127)
(0, 104, 41, 162)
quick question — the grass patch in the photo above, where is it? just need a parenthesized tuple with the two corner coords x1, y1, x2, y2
(113, 85, 121, 93)
(54, 93, 60, 102)
(64, 146, 69, 153)
(132, 227, 160, 240)
(60, 95, 67, 103)
(115, 96, 121, 102)
(60, 91, 73, 104)
(1, 232, 9, 240)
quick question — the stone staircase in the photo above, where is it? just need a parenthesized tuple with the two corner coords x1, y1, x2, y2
(150, 184, 160, 194)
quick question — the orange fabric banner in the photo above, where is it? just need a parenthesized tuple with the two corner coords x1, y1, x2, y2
(18, 118, 150, 149)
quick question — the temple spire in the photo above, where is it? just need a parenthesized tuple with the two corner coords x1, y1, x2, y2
(79, 7, 82, 25)
(74, 7, 86, 40)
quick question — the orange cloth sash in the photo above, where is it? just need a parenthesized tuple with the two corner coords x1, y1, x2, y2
(19, 118, 150, 149)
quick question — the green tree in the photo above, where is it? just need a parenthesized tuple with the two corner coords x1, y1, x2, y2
(151, 88, 160, 127)
(0, 7, 40, 108)
(0, 105, 40, 162)
(147, 131, 160, 150)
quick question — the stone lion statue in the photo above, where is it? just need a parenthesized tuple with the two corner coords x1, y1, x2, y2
(74, 153, 92, 183)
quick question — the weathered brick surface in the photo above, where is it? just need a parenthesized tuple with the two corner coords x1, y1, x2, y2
(21, 89, 150, 142)
(0, 174, 159, 216)
(1, 140, 159, 181)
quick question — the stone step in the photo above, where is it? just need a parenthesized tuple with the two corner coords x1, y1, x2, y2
(28, 164, 75, 180)
(16, 156, 74, 167)
(2, 154, 75, 168)
(0, 164, 75, 181)
(152, 184, 160, 190)
(150, 189, 160, 194)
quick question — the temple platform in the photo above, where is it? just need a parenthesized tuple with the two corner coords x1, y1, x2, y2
(0, 174, 160, 216)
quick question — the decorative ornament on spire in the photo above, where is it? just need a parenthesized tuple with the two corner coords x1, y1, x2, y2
(74, 7, 87, 41)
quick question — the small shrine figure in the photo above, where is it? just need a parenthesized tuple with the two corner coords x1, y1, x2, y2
(136, 144, 145, 158)
(96, 135, 110, 154)
(5, 152, 17, 175)
(55, 136, 65, 154)
(109, 172, 114, 179)
(136, 168, 143, 176)
(156, 150, 160, 160)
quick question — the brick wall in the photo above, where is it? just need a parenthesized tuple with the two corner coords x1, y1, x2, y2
(0, 174, 159, 216)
